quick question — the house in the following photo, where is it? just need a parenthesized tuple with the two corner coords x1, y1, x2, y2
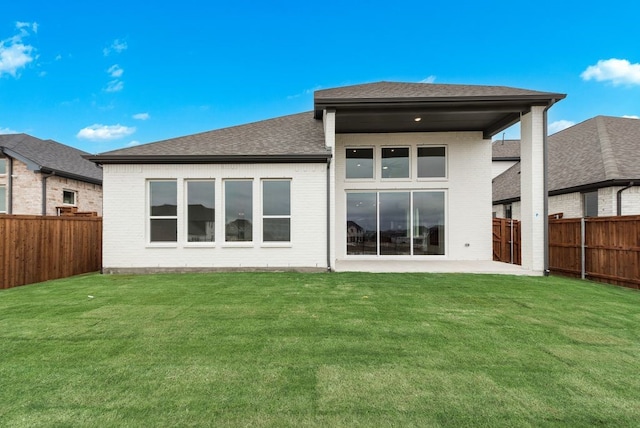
(492, 139, 520, 178)
(493, 116, 640, 219)
(0, 134, 103, 216)
(88, 81, 564, 274)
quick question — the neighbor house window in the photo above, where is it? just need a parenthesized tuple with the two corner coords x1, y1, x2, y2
(0, 185, 6, 213)
(346, 190, 445, 256)
(0, 158, 6, 175)
(62, 190, 76, 205)
(262, 180, 291, 242)
(225, 180, 252, 242)
(417, 146, 446, 178)
(504, 204, 512, 219)
(186, 180, 215, 242)
(583, 191, 598, 217)
(381, 147, 410, 178)
(149, 180, 177, 242)
(346, 148, 374, 179)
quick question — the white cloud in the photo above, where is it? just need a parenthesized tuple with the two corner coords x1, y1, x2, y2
(548, 120, 575, 135)
(420, 75, 437, 83)
(105, 79, 124, 92)
(127, 140, 141, 147)
(107, 64, 123, 77)
(103, 39, 128, 56)
(581, 58, 640, 86)
(77, 124, 135, 141)
(622, 115, 639, 119)
(0, 22, 37, 77)
(55, 54, 62, 61)
(0, 126, 18, 134)
(133, 112, 150, 120)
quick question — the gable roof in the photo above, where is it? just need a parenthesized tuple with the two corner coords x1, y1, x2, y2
(492, 139, 521, 160)
(89, 112, 330, 164)
(314, 81, 565, 137)
(493, 116, 640, 203)
(0, 133, 102, 184)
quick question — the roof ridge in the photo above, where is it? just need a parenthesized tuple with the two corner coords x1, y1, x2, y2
(595, 116, 621, 179)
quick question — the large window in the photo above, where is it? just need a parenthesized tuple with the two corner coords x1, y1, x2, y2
(0, 158, 6, 175)
(346, 191, 445, 256)
(346, 148, 374, 179)
(381, 147, 410, 178)
(583, 191, 598, 217)
(417, 146, 446, 178)
(186, 180, 215, 242)
(0, 185, 6, 213)
(225, 180, 252, 242)
(149, 180, 177, 242)
(263, 180, 291, 242)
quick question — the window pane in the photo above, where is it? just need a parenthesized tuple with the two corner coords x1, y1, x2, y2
(381, 148, 409, 178)
(263, 181, 290, 216)
(225, 181, 253, 241)
(379, 192, 410, 255)
(584, 191, 598, 217)
(150, 181, 177, 216)
(346, 148, 374, 179)
(413, 192, 445, 255)
(417, 147, 446, 178)
(0, 159, 6, 175)
(63, 190, 75, 205)
(187, 181, 215, 242)
(0, 186, 6, 212)
(346, 193, 377, 255)
(263, 218, 291, 241)
(150, 219, 177, 242)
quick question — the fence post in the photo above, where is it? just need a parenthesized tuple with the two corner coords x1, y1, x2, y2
(581, 217, 586, 280)
(509, 219, 514, 264)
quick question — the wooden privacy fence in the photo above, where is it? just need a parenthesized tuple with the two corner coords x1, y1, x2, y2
(492, 218, 521, 264)
(0, 215, 102, 289)
(549, 215, 640, 289)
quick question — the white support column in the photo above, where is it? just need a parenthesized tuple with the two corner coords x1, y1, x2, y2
(323, 109, 336, 271)
(520, 106, 546, 272)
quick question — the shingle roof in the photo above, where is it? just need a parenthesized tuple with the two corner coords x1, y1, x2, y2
(93, 112, 328, 162)
(492, 139, 521, 160)
(492, 116, 640, 203)
(0, 133, 102, 183)
(315, 81, 562, 101)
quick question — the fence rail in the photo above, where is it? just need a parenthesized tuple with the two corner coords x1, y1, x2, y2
(0, 215, 102, 289)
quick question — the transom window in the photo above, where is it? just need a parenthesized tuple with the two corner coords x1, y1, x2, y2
(62, 190, 77, 205)
(381, 147, 410, 178)
(346, 148, 374, 179)
(186, 180, 215, 242)
(346, 191, 445, 256)
(149, 180, 177, 242)
(225, 180, 253, 242)
(262, 180, 291, 242)
(417, 146, 446, 178)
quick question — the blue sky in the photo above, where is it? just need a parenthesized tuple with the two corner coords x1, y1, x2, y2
(1, 0, 639, 154)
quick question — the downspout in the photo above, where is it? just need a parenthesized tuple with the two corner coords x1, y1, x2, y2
(617, 181, 634, 216)
(7, 156, 13, 214)
(542, 99, 557, 276)
(326, 157, 332, 272)
(41, 171, 55, 215)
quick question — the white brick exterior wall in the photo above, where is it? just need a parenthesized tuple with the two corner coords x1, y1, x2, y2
(102, 162, 328, 271)
(334, 131, 493, 261)
(2, 158, 102, 215)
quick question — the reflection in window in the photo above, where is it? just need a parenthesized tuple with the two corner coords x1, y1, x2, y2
(225, 180, 252, 241)
(381, 147, 409, 178)
(346, 193, 377, 255)
(412, 192, 445, 255)
(0, 185, 6, 213)
(417, 147, 446, 178)
(149, 180, 177, 242)
(187, 181, 215, 242)
(583, 191, 598, 217)
(346, 148, 374, 179)
(263, 180, 291, 242)
(0, 158, 6, 175)
(379, 192, 410, 255)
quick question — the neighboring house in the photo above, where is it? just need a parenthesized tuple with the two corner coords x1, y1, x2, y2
(492, 139, 520, 178)
(493, 116, 640, 219)
(0, 134, 103, 216)
(88, 81, 564, 273)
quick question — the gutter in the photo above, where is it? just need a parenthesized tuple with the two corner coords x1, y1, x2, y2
(41, 171, 56, 215)
(326, 157, 332, 272)
(617, 181, 635, 216)
(7, 156, 13, 214)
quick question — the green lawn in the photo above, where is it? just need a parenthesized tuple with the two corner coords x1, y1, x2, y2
(0, 272, 639, 427)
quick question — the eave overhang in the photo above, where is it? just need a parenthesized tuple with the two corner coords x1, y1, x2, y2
(86, 153, 332, 165)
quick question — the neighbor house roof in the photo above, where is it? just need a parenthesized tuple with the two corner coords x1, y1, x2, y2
(0, 133, 102, 184)
(493, 116, 640, 204)
(314, 81, 565, 137)
(492, 139, 521, 160)
(89, 112, 329, 164)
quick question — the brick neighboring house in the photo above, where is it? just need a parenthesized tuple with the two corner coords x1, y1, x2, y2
(493, 116, 640, 219)
(0, 134, 103, 216)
